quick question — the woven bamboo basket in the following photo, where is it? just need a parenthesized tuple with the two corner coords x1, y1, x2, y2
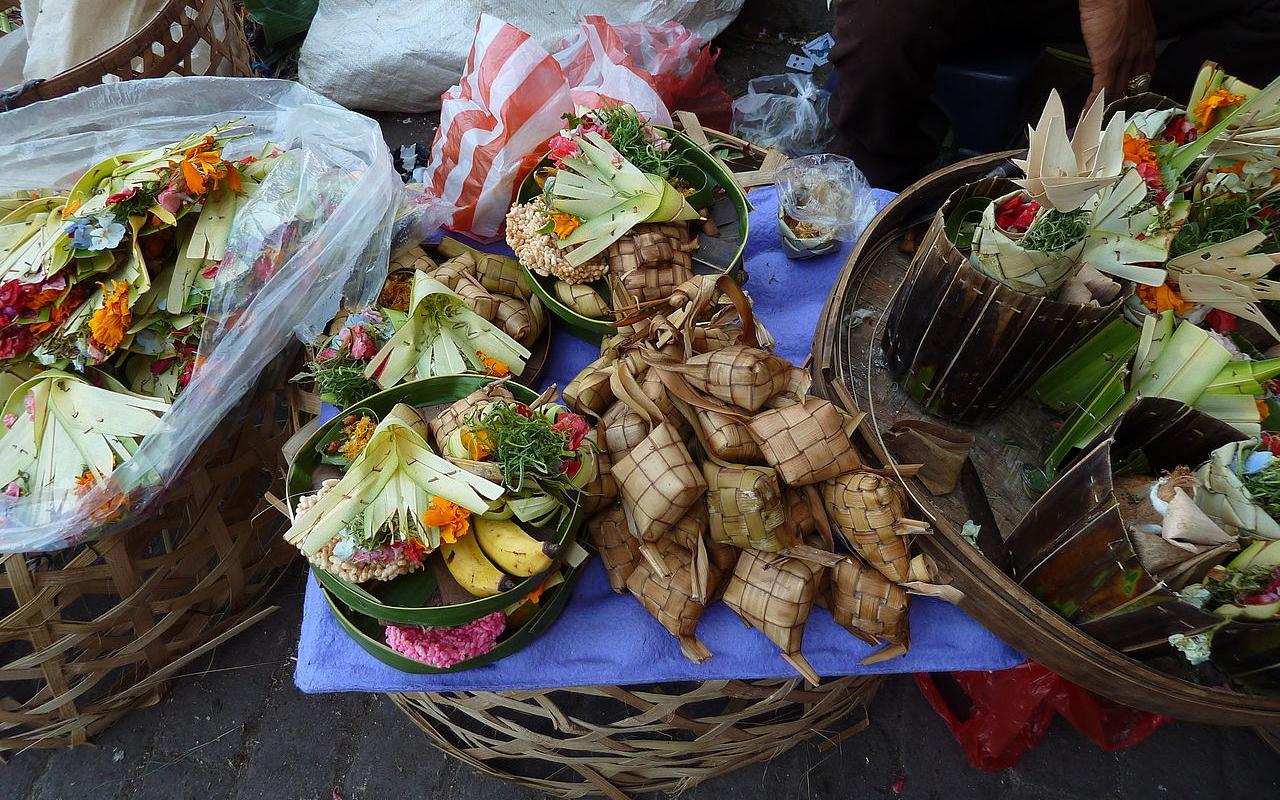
(0, 357, 296, 751)
(882, 176, 1126, 425)
(811, 150, 1280, 725)
(0, 0, 252, 111)
(392, 676, 881, 800)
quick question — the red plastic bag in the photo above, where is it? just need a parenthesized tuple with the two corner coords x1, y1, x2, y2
(914, 663, 1169, 770)
(605, 22, 733, 131)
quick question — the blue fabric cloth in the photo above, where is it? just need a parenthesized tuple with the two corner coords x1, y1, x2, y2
(294, 186, 1026, 693)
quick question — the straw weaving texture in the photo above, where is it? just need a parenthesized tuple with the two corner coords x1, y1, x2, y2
(455, 273, 501, 324)
(429, 253, 468, 287)
(625, 536, 716, 654)
(0, 0, 253, 111)
(685, 345, 791, 413)
(391, 675, 882, 799)
(830, 557, 908, 642)
(722, 550, 825, 658)
(555, 281, 611, 319)
(564, 360, 614, 417)
(748, 398, 862, 485)
(603, 409, 649, 462)
(823, 472, 912, 583)
(580, 435, 618, 517)
(606, 223, 697, 304)
(704, 463, 788, 551)
(0, 360, 295, 750)
(613, 421, 706, 541)
(588, 506, 641, 593)
(699, 408, 763, 462)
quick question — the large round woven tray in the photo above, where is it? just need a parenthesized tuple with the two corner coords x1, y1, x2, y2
(392, 675, 881, 800)
(810, 151, 1280, 726)
(0, 0, 252, 111)
(0, 357, 296, 751)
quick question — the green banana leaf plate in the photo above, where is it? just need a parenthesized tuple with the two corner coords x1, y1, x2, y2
(286, 374, 583, 626)
(321, 557, 583, 674)
(515, 127, 752, 341)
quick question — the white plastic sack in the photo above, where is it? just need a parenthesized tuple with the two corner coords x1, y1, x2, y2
(297, 0, 743, 112)
(733, 73, 834, 157)
(0, 77, 415, 552)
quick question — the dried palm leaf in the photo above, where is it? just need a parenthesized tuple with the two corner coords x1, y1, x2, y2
(822, 471, 929, 583)
(829, 555, 910, 663)
(605, 222, 698, 304)
(603, 405, 649, 462)
(626, 535, 717, 663)
(554, 280, 611, 319)
(721, 548, 826, 685)
(581, 429, 618, 516)
(699, 407, 763, 462)
(454, 272, 500, 322)
(564, 354, 616, 418)
(658, 344, 793, 413)
(589, 505, 641, 593)
(429, 252, 473, 289)
(1011, 89, 1125, 211)
(704, 462, 789, 551)
(748, 398, 865, 486)
(613, 420, 707, 543)
(1168, 231, 1280, 341)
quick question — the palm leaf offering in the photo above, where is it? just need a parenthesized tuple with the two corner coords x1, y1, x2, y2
(364, 272, 530, 389)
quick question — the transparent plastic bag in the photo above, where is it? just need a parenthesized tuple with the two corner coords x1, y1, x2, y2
(0, 77, 441, 552)
(732, 73, 834, 156)
(774, 153, 877, 242)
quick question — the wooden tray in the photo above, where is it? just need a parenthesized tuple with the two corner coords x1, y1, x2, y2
(811, 150, 1280, 725)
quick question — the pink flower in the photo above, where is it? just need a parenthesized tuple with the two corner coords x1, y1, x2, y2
(384, 611, 506, 668)
(23, 392, 34, 420)
(200, 263, 220, 280)
(157, 181, 187, 214)
(348, 325, 376, 360)
(3, 414, 16, 429)
(150, 357, 175, 375)
(548, 135, 580, 165)
(105, 187, 138, 206)
(551, 412, 590, 451)
(3, 481, 21, 498)
(317, 348, 339, 362)
(0, 329, 34, 361)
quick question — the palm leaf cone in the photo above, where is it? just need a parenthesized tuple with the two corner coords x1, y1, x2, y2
(698, 407, 763, 462)
(605, 221, 699, 305)
(822, 471, 930, 583)
(453, 271, 500, 321)
(602, 403, 649, 462)
(589, 504, 641, 593)
(564, 352, 616, 417)
(656, 344, 793, 414)
(721, 547, 827, 685)
(625, 534, 720, 663)
(429, 382, 514, 449)
(554, 279, 611, 319)
(747, 397, 866, 486)
(428, 252, 469, 289)
(829, 555, 910, 665)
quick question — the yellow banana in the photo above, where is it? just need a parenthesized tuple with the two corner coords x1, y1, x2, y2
(439, 534, 516, 597)
(474, 518, 560, 577)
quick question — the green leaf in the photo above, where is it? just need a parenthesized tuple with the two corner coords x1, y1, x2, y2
(244, 0, 319, 46)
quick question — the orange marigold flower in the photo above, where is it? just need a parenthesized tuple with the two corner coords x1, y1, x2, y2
(1257, 397, 1271, 424)
(74, 469, 96, 494)
(1193, 88, 1246, 130)
(1122, 134, 1157, 165)
(549, 211, 581, 240)
(1214, 160, 1246, 176)
(422, 497, 471, 544)
(461, 428, 493, 460)
(527, 573, 556, 605)
(1137, 281, 1195, 315)
(179, 142, 243, 195)
(476, 350, 511, 378)
(88, 280, 132, 352)
(60, 198, 82, 218)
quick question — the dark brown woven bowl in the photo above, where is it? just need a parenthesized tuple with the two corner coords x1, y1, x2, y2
(0, 0, 252, 112)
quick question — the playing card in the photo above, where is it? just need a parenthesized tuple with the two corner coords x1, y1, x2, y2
(786, 53, 815, 73)
(801, 33, 835, 66)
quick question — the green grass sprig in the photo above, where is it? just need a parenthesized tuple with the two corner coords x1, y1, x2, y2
(470, 403, 571, 493)
(1022, 209, 1091, 254)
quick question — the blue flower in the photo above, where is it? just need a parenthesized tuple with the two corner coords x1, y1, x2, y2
(65, 219, 95, 250)
(87, 214, 126, 250)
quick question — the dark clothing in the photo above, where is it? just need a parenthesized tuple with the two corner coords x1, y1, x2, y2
(831, 0, 1280, 190)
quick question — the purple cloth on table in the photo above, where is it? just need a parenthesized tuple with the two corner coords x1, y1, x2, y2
(294, 186, 1025, 693)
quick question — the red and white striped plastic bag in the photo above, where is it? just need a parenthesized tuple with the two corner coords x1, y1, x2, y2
(426, 14, 672, 239)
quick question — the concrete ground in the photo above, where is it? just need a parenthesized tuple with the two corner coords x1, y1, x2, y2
(2, 568, 1277, 800)
(4, 4, 1280, 799)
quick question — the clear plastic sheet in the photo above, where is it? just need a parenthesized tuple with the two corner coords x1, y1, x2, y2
(0, 77, 429, 552)
(774, 153, 878, 242)
(732, 73, 834, 157)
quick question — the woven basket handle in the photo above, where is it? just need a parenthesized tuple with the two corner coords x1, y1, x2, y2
(714, 274, 762, 350)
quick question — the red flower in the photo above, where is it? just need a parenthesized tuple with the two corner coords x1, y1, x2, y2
(551, 412, 591, 451)
(348, 325, 377, 360)
(1162, 116, 1198, 145)
(515, 404, 532, 418)
(1205, 308, 1237, 334)
(559, 458, 581, 479)
(995, 195, 1040, 233)
(548, 135, 580, 165)
(1263, 432, 1280, 457)
(150, 357, 175, 375)
(105, 187, 138, 206)
(0, 328, 34, 360)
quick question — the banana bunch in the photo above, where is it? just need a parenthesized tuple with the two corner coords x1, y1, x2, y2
(440, 517, 562, 597)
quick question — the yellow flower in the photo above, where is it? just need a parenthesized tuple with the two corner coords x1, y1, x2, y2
(549, 211, 581, 240)
(88, 281, 132, 352)
(1193, 88, 1245, 130)
(461, 428, 493, 460)
(338, 415, 378, 461)
(60, 198, 82, 218)
(476, 350, 511, 378)
(422, 497, 470, 544)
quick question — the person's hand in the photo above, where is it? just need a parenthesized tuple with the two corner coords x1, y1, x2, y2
(1078, 0, 1157, 105)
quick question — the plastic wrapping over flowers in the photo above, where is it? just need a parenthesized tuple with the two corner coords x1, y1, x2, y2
(0, 78, 428, 552)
